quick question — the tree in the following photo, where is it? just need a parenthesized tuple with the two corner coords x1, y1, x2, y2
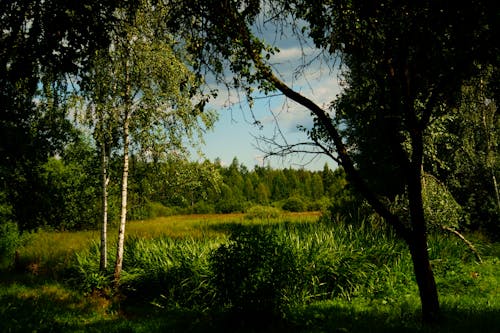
(0, 0, 120, 231)
(425, 70, 499, 237)
(83, 48, 121, 271)
(85, 0, 215, 283)
(311, 173, 324, 201)
(166, 0, 499, 321)
(128, 157, 221, 212)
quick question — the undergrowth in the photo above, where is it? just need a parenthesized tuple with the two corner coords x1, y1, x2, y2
(65, 220, 493, 318)
(3, 215, 499, 332)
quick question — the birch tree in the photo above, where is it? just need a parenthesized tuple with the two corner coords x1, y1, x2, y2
(86, 0, 215, 283)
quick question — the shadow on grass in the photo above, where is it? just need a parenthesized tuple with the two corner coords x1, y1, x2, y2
(287, 300, 500, 333)
(1, 278, 499, 333)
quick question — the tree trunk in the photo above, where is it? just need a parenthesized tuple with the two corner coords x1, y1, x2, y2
(114, 112, 130, 283)
(407, 129, 440, 322)
(492, 170, 500, 212)
(408, 230, 440, 322)
(99, 140, 108, 272)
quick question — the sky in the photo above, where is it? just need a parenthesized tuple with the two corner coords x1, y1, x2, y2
(197, 20, 343, 171)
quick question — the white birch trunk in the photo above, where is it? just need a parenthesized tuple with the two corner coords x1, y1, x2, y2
(114, 111, 130, 283)
(99, 140, 108, 271)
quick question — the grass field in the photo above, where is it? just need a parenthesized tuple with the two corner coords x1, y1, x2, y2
(1, 212, 499, 333)
(13, 212, 320, 273)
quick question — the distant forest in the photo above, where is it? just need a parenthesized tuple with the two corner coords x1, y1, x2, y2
(7, 133, 348, 232)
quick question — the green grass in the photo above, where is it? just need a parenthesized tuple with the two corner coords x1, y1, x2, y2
(14, 212, 320, 273)
(1, 213, 499, 332)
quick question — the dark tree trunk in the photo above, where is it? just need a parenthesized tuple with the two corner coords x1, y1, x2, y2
(406, 128, 440, 322)
(408, 231, 440, 322)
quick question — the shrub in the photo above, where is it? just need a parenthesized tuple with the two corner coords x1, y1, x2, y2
(307, 197, 332, 212)
(65, 242, 112, 294)
(129, 201, 175, 220)
(215, 200, 246, 214)
(147, 202, 174, 218)
(191, 201, 215, 214)
(0, 221, 20, 270)
(209, 225, 299, 319)
(244, 205, 281, 220)
(422, 174, 464, 230)
(282, 196, 307, 212)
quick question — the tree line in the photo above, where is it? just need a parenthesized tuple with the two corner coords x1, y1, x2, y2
(1, 130, 347, 232)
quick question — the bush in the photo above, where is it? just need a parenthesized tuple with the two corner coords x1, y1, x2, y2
(282, 196, 307, 212)
(422, 174, 464, 230)
(65, 242, 112, 294)
(0, 221, 20, 270)
(307, 197, 332, 212)
(209, 225, 299, 319)
(147, 202, 174, 218)
(129, 201, 175, 220)
(191, 201, 215, 214)
(244, 205, 281, 220)
(215, 200, 246, 214)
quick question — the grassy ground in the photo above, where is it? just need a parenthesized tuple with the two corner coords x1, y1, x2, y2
(1, 212, 499, 333)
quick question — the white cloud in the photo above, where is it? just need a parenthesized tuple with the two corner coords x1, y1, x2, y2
(271, 46, 305, 62)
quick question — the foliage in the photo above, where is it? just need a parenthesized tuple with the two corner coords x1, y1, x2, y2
(245, 205, 282, 220)
(38, 139, 101, 230)
(190, 201, 216, 214)
(422, 175, 464, 231)
(282, 196, 307, 212)
(0, 0, 121, 232)
(0, 137, 341, 231)
(0, 222, 19, 270)
(0, 192, 17, 269)
(166, 0, 499, 320)
(128, 201, 175, 221)
(209, 225, 299, 318)
(6, 214, 499, 331)
(66, 243, 112, 294)
(121, 236, 217, 311)
(425, 71, 499, 237)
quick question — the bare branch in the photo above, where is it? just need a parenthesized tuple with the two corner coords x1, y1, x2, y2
(224, 4, 412, 241)
(441, 226, 482, 263)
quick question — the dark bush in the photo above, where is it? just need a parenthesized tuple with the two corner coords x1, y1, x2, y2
(191, 201, 215, 214)
(215, 200, 246, 214)
(209, 225, 298, 319)
(0, 221, 19, 270)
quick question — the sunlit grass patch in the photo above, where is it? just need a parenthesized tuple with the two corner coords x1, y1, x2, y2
(15, 212, 321, 274)
(16, 229, 100, 275)
(0, 276, 117, 332)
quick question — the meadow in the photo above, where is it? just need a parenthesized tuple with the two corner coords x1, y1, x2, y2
(1, 211, 499, 333)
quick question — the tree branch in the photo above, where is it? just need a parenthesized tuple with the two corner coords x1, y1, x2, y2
(225, 4, 412, 241)
(441, 226, 483, 263)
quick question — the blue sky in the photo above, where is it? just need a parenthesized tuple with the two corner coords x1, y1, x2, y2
(198, 23, 342, 171)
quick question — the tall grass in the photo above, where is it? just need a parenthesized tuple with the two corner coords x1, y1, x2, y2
(65, 217, 485, 319)
(5, 212, 499, 332)
(13, 212, 319, 274)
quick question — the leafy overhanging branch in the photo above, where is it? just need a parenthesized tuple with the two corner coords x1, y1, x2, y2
(219, 3, 412, 241)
